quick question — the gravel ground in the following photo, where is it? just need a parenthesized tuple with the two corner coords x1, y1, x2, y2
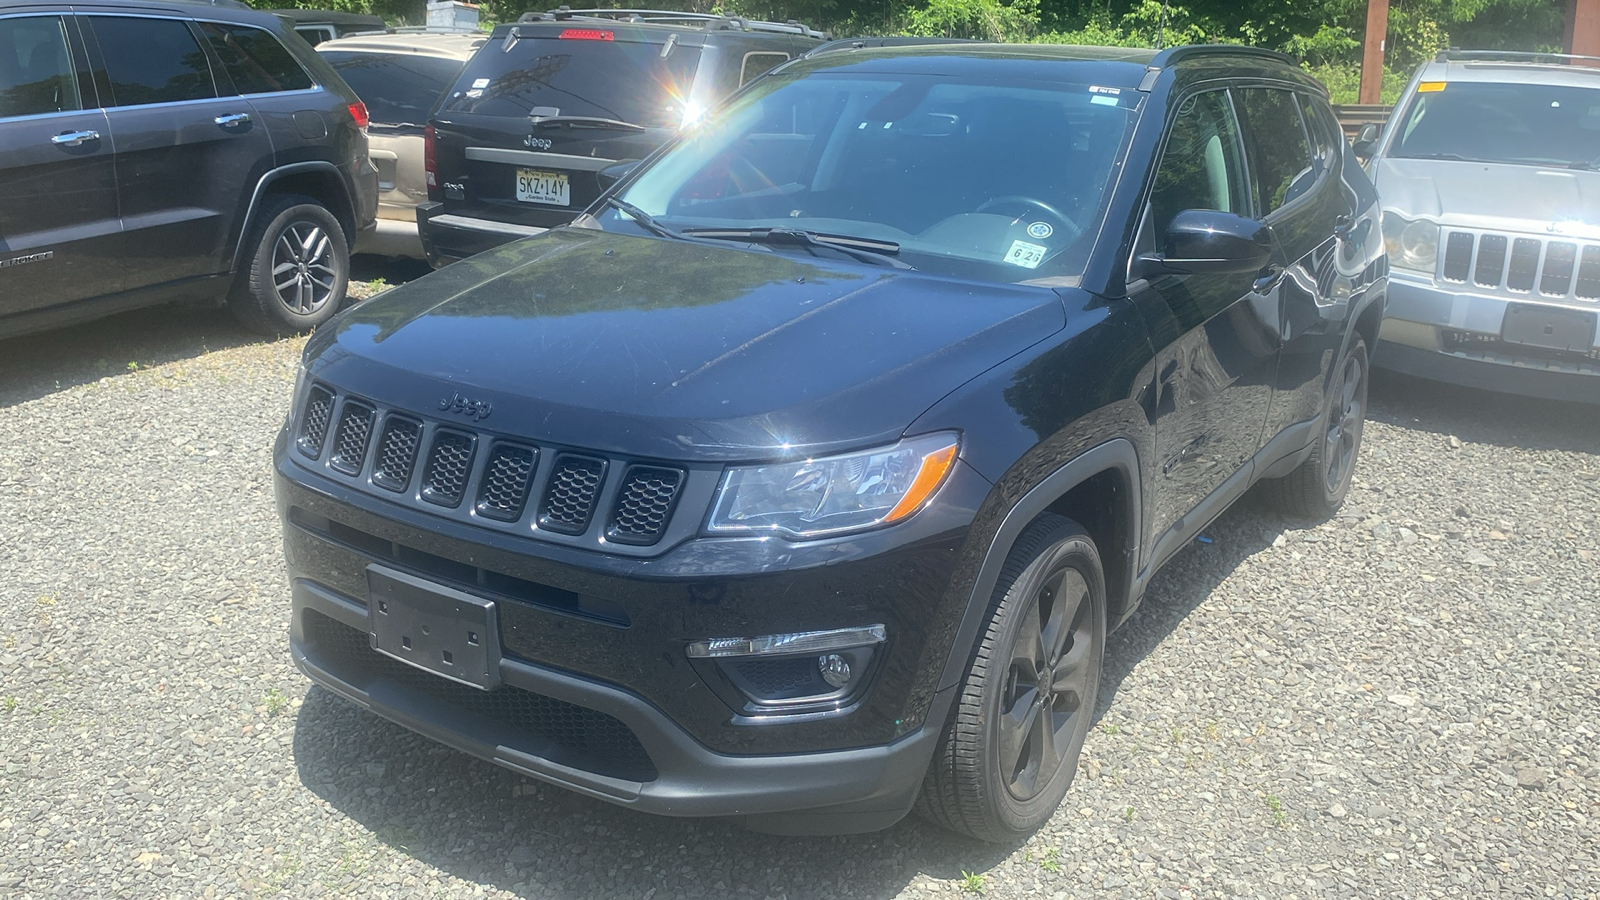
(1, 281, 1596, 899)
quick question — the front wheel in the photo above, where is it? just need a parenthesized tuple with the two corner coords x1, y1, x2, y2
(229, 194, 349, 334)
(1262, 337, 1369, 518)
(915, 514, 1106, 842)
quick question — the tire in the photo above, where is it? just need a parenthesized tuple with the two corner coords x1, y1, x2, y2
(229, 194, 349, 334)
(915, 514, 1106, 842)
(1261, 337, 1369, 519)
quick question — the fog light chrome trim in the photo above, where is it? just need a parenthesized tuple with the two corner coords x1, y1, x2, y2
(685, 625, 886, 659)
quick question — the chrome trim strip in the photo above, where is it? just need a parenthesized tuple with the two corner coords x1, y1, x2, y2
(465, 147, 619, 171)
(430, 214, 545, 237)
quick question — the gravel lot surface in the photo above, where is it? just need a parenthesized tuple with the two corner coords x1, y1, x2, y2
(1, 277, 1596, 899)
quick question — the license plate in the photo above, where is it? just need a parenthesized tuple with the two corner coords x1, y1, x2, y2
(1501, 303, 1598, 352)
(367, 566, 501, 690)
(515, 168, 570, 206)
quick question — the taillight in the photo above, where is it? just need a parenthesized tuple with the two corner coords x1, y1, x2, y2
(559, 28, 613, 40)
(424, 124, 437, 189)
(347, 101, 369, 130)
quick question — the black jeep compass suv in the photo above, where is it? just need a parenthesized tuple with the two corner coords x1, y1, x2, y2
(275, 43, 1387, 840)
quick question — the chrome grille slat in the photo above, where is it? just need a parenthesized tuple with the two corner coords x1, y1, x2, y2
(1440, 228, 1600, 303)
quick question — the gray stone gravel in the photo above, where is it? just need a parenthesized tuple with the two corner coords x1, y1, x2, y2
(1, 300, 1596, 899)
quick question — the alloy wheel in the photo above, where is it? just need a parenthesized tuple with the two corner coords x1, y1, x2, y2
(271, 222, 337, 315)
(1323, 353, 1364, 493)
(999, 566, 1095, 801)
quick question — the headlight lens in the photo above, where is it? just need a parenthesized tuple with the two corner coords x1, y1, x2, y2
(1381, 211, 1438, 272)
(708, 433, 960, 539)
(286, 363, 308, 430)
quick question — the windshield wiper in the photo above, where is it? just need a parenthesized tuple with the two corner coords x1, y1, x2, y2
(530, 115, 648, 132)
(681, 227, 913, 269)
(1402, 152, 1493, 163)
(605, 197, 690, 241)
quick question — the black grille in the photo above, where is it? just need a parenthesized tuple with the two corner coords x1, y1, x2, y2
(729, 657, 828, 697)
(1541, 241, 1577, 296)
(607, 466, 684, 545)
(328, 400, 376, 476)
(421, 430, 476, 508)
(302, 611, 655, 782)
(371, 416, 423, 492)
(476, 443, 538, 522)
(539, 455, 607, 535)
(298, 384, 335, 458)
(1475, 234, 1508, 287)
(1442, 232, 1473, 282)
(1507, 238, 1541, 292)
(1578, 247, 1600, 300)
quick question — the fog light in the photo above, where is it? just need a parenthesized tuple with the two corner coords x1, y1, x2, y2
(818, 653, 851, 688)
(685, 624, 885, 659)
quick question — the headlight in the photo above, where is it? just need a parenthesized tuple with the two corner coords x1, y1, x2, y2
(1382, 211, 1438, 272)
(286, 362, 308, 430)
(707, 433, 960, 539)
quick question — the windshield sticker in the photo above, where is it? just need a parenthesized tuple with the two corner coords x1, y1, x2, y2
(471, 77, 491, 89)
(1091, 95, 1119, 106)
(1004, 240, 1048, 269)
(1027, 221, 1053, 239)
(1089, 86, 1120, 95)
(1418, 81, 1446, 93)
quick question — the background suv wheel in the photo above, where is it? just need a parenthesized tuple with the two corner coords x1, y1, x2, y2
(916, 514, 1106, 842)
(230, 194, 349, 334)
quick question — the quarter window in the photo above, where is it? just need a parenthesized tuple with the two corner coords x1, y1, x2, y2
(1235, 88, 1314, 216)
(89, 16, 217, 107)
(740, 52, 788, 86)
(1148, 90, 1248, 240)
(198, 23, 313, 95)
(0, 16, 82, 118)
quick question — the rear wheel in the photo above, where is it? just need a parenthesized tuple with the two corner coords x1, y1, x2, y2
(916, 514, 1105, 842)
(1262, 337, 1369, 519)
(229, 194, 349, 334)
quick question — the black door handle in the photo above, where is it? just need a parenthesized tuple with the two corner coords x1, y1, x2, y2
(1253, 265, 1284, 294)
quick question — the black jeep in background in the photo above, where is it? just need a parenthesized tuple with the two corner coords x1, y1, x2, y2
(0, 0, 377, 338)
(278, 43, 1386, 840)
(417, 7, 824, 267)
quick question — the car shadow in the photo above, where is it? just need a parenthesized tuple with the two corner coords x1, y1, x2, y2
(1368, 368, 1600, 453)
(0, 303, 271, 409)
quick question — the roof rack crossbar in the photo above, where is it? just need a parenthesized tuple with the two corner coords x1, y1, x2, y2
(1437, 49, 1600, 65)
(517, 7, 824, 37)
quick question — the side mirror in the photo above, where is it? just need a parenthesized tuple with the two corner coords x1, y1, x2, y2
(597, 159, 640, 189)
(1351, 122, 1380, 159)
(1133, 209, 1272, 279)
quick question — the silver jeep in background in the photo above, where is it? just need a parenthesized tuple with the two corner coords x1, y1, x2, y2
(1363, 50, 1600, 403)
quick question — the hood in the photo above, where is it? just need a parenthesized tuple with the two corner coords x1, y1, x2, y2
(1375, 157, 1600, 235)
(307, 229, 1066, 460)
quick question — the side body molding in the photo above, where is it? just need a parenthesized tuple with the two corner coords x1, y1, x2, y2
(936, 438, 1142, 694)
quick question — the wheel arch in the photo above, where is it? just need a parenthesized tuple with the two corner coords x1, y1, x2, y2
(936, 439, 1142, 695)
(230, 162, 356, 274)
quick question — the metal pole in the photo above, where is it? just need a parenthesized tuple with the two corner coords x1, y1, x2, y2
(1358, 0, 1390, 106)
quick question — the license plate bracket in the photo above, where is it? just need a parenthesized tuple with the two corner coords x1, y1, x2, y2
(367, 566, 501, 690)
(1500, 303, 1598, 352)
(515, 168, 570, 206)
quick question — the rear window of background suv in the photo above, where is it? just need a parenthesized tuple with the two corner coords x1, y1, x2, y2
(439, 35, 701, 129)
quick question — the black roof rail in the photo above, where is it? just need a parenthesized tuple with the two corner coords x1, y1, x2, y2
(1435, 48, 1600, 65)
(803, 36, 976, 58)
(1146, 44, 1295, 68)
(517, 7, 826, 39)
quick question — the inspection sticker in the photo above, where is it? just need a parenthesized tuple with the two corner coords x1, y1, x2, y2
(1004, 239, 1048, 269)
(472, 78, 491, 89)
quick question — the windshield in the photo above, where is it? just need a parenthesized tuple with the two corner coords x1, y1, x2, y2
(321, 51, 465, 128)
(1390, 80, 1600, 168)
(606, 71, 1139, 284)
(439, 35, 701, 128)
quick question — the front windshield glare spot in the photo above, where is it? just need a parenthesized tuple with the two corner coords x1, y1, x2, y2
(608, 72, 1138, 285)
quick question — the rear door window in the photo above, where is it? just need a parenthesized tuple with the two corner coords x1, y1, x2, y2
(88, 16, 217, 107)
(0, 15, 83, 118)
(1234, 87, 1314, 216)
(198, 23, 313, 95)
(740, 51, 787, 86)
(321, 50, 463, 127)
(441, 34, 701, 128)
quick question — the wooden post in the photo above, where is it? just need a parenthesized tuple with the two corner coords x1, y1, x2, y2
(1569, 0, 1600, 56)
(1358, 0, 1390, 105)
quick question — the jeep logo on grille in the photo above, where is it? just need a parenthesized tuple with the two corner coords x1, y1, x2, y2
(439, 392, 493, 421)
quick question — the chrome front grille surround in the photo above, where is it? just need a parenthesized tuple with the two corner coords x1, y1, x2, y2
(1438, 227, 1600, 302)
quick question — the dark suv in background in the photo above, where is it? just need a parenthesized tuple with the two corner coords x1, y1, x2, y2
(277, 43, 1385, 840)
(417, 7, 824, 266)
(0, 0, 376, 338)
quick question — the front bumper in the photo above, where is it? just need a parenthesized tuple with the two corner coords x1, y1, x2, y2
(417, 201, 546, 268)
(1375, 271, 1600, 403)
